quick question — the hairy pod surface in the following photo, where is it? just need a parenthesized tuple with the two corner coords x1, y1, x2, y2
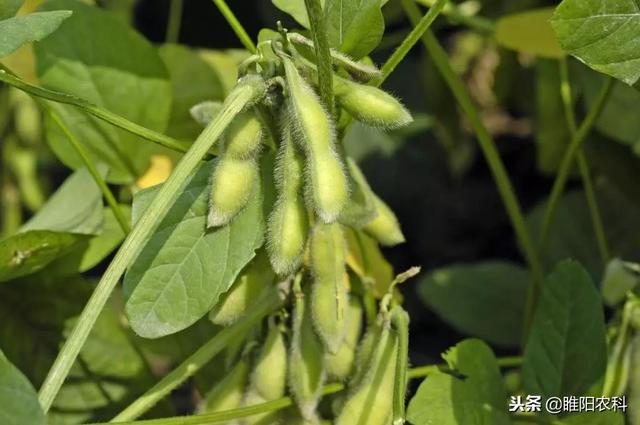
(251, 321, 287, 400)
(223, 111, 263, 160)
(282, 57, 348, 223)
(310, 223, 348, 354)
(334, 77, 412, 129)
(289, 288, 326, 420)
(267, 124, 309, 275)
(200, 358, 249, 414)
(210, 252, 275, 326)
(325, 296, 364, 381)
(336, 323, 398, 425)
(208, 157, 259, 227)
(362, 194, 405, 246)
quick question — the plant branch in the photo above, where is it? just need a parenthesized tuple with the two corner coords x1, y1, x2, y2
(557, 58, 609, 265)
(111, 283, 289, 421)
(37, 78, 264, 412)
(303, 0, 334, 113)
(414, 0, 494, 34)
(0, 70, 199, 158)
(166, 0, 184, 43)
(391, 308, 410, 425)
(401, 1, 545, 304)
(378, 0, 448, 85)
(49, 111, 131, 234)
(211, 0, 256, 53)
(538, 76, 614, 256)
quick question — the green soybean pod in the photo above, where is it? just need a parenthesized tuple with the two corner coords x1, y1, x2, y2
(199, 358, 250, 414)
(208, 157, 258, 227)
(310, 222, 347, 354)
(282, 56, 348, 223)
(267, 123, 309, 275)
(251, 320, 288, 400)
(325, 296, 363, 381)
(362, 194, 405, 246)
(223, 111, 263, 160)
(289, 287, 326, 421)
(334, 76, 412, 128)
(336, 323, 398, 425)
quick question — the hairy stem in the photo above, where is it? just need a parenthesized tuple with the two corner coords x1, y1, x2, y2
(402, 1, 545, 309)
(303, 0, 334, 113)
(49, 110, 131, 234)
(211, 0, 256, 53)
(379, 0, 448, 85)
(391, 308, 410, 425)
(37, 79, 262, 412)
(166, 0, 184, 43)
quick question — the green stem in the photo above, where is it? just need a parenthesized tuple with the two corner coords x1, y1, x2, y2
(557, 59, 609, 265)
(166, 0, 184, 43)
(37, 77, 264, 412)
(414, 0, 495, 34)
(391, 307, 410, 425)
(89, 356, 521, 425)
(0, 70, 195, 158)
(211, 0, 256, 53)
(379, 0, 448, 85)
(402, 1, 545, 299)
(538, 76, 614, 255)
(111, 283, 289, 422)
(49, 110, 131, 234)
(303, 0, 334, 113)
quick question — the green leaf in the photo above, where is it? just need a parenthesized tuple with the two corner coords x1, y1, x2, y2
(551, 0, 640, 86)
(407, 339, 511, 425)
(417, 261, 529, 347)
(0, 350, 45, 425)
(522, 260, 607, 398)
(21, 166, 105, 235)
(0, 0, 24, 20)
(0, 11, 71, 58)
(629, 334, 640, 425)
(158, 44, 224, 141)
(124, 159, 266, 338)
(34, 0, 172, 184)
(496, 7, 564, 58)
(601, 258, 639, 306)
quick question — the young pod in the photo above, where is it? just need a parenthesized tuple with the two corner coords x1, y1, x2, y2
(325, 296, 363, 381)
(310, 223, 348, 354)
(267, 123, 309, 275)
(210, 252, 275, 326)
(208, 157, 258, 227)
(334, 77, 412, 128)
(282, 57, 348, 223)
(336, 323, 399, 425)
(251, 320, 288, 400)
(362, 194, 405, 246)
(288, 287, 326, 421)
(223, 111, 263, 160)
(199, 358, 250, 414)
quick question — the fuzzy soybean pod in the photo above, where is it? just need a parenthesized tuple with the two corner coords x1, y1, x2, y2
(199, 358, 250, 414)
(310, 222, 348, 354)
(289, 287, 326, 421)
(334, 76, 412, 129)
(325, 296, 364, 381)
(336, 322, 399, 425)
(282, 56, 348, 223)
(251, 320, 288, 400)
(363, 194, 405, 246)
(267, 124, 309, 275)
(223, 111, 263, 159)
(207, 157, 259, 227)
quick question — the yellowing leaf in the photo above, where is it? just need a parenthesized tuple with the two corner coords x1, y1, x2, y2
(136, 155, 173, 189)
(496, 7, 564, 58)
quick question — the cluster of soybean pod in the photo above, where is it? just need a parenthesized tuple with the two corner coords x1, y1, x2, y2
(196, 29, 412, 424)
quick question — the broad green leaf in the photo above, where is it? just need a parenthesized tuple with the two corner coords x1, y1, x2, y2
(0, 0, 24, 19)
(551, 0, 640, 86)
(0, 11, 71, 58)
(0, 231, 88, 282)
(124, 160, 266, 338)
(0, 349, 45, 425)
(272, 0, 320, 28)
(601, 258, 639, 306)
(407, 339, 511, 425)
(158, 44, 223, 141)
(418, 261, 529, 347)
(560, 411, 624, 425)
(522, 260, 607, 398)
(496, 7, 564, 58)
(21, 166, 105, 235)
(35, 0, 172, 184)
